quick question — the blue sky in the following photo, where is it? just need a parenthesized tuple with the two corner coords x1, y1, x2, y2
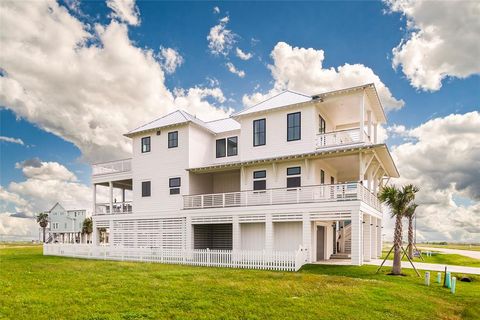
(0, 0, 479, 241)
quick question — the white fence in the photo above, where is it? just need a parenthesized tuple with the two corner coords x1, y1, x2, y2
(316, 128, 369, 149)
(44, 244, 309, 272)
(184, 182, 381, 211)
(92, 158, 132, 176)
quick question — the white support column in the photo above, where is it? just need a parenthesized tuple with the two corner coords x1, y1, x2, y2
(377, 219, 383, 257)
(109, 181, 113, 214)
(360, 91, 365, 142)
(367, 110, 372, 140)
(92, 184, 97, 215)
(373, 123, 378, 144)
(350, 209, 363, 266)
(371, 217, 377, 259)
(232, 216, 240, 251)
(363, 214, 371, 262)
(265, 214, 273, 252)
(185, 216, 192, 250)
(121, 188, 125, 203)
(302, 213, 312, 262)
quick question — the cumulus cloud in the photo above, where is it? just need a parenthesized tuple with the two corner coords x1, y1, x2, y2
(385, 0, 480, 91)
(226, 62, 245, 78)
(242, 42, 404, 112)
(235, 47, 252, 60)
(106, 0, 140, 26)
(15, 159, 77, 182)
(207, 16, 236, 56)
(0, 136, 24, 145)
(0, 1, 230, 162)
(385, 111, 480, 242)
(159, 47, 184, 74)
(213, 6, 220, 14)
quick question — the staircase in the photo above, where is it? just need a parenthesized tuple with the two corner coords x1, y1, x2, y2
(330, 222, 351, 259)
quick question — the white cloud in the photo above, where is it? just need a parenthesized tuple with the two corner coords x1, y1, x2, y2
(385, 0, 480, 91)
(0, 1, 230, 162)
(385, 111, 480, 242)
(15, 159, 77, 182)
(207, 16, 236, 56)
(106, 0, 140, 26)
(159, 47, 184, 74)
(0, 136, 24, 145)
(0, 212, 39, 240)
(173, 87, 233, 120)
(213, 6, 220, 14)
(226, 62, 245, 78)
(242, 42, 404, 112)
(235, 47, 252, 60)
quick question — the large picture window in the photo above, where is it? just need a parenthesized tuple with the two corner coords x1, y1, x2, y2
(287, 112, 301, 141)
(253, 170, 266, 190)
(142, 181, 151, 197)
(141, 137, 151, 153)
(168, 131, 178, 148)
(216, 139, 226, 158)
(253, 119, 266, 146)
(227, 137, 238, 156)
(287, 166, 301, 188)
(169, 177, 181, 195)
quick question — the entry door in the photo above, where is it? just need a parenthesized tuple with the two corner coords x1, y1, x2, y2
(316, 226, 325, 260)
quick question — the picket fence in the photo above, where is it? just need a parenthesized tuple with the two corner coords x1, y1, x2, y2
(44, 244, 309, 272)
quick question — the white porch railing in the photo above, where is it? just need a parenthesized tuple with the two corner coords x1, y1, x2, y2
(95, 201, 133, 215)
(184, 182, 381, 211)
(316, 128, 370, 149)
(92, 158, 132, 176)
(43, 244, 308, 272)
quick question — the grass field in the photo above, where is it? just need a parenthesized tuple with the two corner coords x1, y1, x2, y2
(417, 244, 480, 252)
(1, 245, 479, 320)
(381, 251, 480, 267)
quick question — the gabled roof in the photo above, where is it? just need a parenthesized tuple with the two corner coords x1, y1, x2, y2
(205, 118, 240, 133)
(125, 110, 211, 137)
(232, 90, 312, 117)
(47, 202, 65, 213)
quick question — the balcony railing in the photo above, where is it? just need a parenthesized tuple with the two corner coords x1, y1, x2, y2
(316, 128, 370, 149)
(92, 158, 132, 176)
(95, 201, 133, 215)
(183, 182, 381, 211)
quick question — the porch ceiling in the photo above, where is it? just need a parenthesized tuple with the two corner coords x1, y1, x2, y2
(95, 179, 133, 190)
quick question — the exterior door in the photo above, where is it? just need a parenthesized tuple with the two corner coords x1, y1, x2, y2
(316, 226, 325, 260)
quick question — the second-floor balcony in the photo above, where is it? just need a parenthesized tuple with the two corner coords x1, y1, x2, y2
(316, 128, 370, 149)
(92, 158, 132, 176)
(95, 201, 133, 215)
(183, 182, 381, 211)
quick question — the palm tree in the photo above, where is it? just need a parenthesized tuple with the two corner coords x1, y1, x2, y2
(82, 217, 93, 243)
(404, 203, 418, 259)
(36, 213, 49, 243)
(378, 184, 419, 275)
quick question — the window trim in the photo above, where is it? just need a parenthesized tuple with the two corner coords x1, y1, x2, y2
(227, 136, 238, 156)
(253, 170, 267, 191)
(216, 139, 226, 158)
(253, 118, 266, 147)
(168, 131, 178, 148)
(286, 166, 301, 189)
(141, 136, 151, 153)
(141, 181, 151, 197)
(169, 177, 181, 195)
(287, 112, 301, 141)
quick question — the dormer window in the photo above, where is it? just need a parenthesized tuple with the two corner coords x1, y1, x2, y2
(141, 137, 151, 153)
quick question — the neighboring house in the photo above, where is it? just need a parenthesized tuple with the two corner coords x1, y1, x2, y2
(45, 203, 87, 243)
(89, 83, 399, 266)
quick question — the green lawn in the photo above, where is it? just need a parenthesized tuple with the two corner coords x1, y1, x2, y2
(1, 246, 479, 320)
(381, 251, 480, 267)
(417, 244, 480, 252)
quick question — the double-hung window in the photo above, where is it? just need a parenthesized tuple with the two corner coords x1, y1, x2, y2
(142, 181, 151, 197)
(216, 136, 238, 158)
(141, 137, 151, 153)
(319, 115, 326, 134)
(216, 139, 226, 158)
(168, 131, 178, 148)
(287, 167, 301, 188)
(227, 137, 238, 156)
(169, 177, 181, 195)
(287, 112, 301, 141)
(253, 170, 266, 191)
(253, 119, 266, 146)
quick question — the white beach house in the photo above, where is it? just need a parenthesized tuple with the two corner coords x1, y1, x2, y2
(44, 203, 87, 244)
(45, 83, 399, 270)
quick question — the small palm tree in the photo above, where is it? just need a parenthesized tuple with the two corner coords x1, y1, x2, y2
(82, 218, 93, 243)
(404, 203, 418, 259)
(36, 213, 49, 243)
(378, 184, 418, 275)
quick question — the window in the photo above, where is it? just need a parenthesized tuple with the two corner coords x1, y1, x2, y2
(142, 181, 151, 197)
(227, 137, 238, 156)
(141, 137, 151, 153)
(321, 170, 325, 184)
(216, 139, 226, 158)
(169, 177, 181, 195)
(253, 170, 266, 190)
(287, 166, 301, 188)
(287, 112, 301, 141)
(319, 115, 326, 134)
(253, 119, 266, 146)
(168, 131, 178, 148)
(331, 176, 335, 184)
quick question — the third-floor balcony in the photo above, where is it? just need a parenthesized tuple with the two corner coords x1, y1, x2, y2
(183, 182, 381, 212)
(92, 158, 132, 176)
(316, 128, 371, 149)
